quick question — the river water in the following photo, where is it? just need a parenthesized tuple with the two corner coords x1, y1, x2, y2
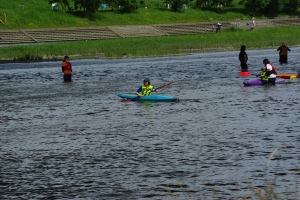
(1, 48, 300, 199)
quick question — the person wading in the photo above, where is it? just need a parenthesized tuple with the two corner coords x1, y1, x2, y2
(239, 45, 248, 72)
(62, 56, 72, 82)
(277, 42, 291, 64)
(263, 59, 277, 85)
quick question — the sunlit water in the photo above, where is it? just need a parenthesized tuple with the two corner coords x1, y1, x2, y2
(1, 48, 300, 199)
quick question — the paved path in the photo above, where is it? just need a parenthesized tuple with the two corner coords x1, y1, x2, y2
(0, 18, 300, 45)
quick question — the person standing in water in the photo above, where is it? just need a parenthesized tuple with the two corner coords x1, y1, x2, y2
(263, 58, 277, 85)
(277, 42, 291, 64)
(238, 45, 248, 72)
(62, 56, 72, 82)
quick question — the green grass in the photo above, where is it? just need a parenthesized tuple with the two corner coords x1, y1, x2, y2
(0, 0, 250, 29)
(1, 0, 299, 61)
(1, 26, 300, 60)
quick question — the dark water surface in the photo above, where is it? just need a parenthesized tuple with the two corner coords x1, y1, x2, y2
(1, 48, 300, 199)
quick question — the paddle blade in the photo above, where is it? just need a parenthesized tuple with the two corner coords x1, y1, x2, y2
(121, 96, 140, 102)
(122, 99, 133, 102)
(155, 82, 173, 90)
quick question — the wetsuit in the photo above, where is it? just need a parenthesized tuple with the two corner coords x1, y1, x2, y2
(239, 51, 248, 72)
(277, 46, 291, 64)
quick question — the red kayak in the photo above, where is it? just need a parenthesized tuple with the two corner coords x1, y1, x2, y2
(276, 74, 299, 79)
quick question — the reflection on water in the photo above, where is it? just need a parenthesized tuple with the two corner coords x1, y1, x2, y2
(1, 48, 300, 199)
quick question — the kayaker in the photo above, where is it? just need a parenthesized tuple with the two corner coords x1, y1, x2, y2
(277, 42, 290, 64)
(136, 78, 158, 96)
(263, 59, 277, 85)
(62, 55, 72, 82)
(238, 45, 248, 72)
(260, 66, 269, 84)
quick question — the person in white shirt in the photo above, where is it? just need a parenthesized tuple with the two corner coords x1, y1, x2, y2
(216, 22, 222, 33)
(263, 59, 277, 85)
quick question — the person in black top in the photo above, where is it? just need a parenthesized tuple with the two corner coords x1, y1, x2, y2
(277, 42, 291, 64)
(238, 45, 248, 72)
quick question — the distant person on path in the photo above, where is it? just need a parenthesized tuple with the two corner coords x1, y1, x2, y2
(136, 78, 157, 96)
(216, 22, 222, 33)
(252, 17, 255, 27)
(277, 42, 290, 64)
(263, 59, 277, 85)
(238, 45, 248, 72)
(62, 56, 72, 82)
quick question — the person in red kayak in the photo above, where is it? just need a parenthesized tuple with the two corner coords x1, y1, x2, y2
(62, 55, 72, 82)
(260, 66, 269, 84)
(136, 78, 158, 96)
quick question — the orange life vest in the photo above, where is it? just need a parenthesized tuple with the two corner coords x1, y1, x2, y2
(62, 61, 72, 74)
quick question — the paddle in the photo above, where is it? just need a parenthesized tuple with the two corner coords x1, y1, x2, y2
(154, 82, 173, 90)
(125, 82, 173, 102)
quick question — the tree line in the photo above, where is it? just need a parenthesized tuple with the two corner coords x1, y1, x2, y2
(47, 0, 300, 17)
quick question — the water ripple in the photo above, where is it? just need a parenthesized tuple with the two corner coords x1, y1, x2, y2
(1, 48, 300, 199)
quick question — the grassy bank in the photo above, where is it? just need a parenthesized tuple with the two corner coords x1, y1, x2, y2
(1, 0, 251, 29)
(1, 0, 299, 61)
(0, 26, 299, 61)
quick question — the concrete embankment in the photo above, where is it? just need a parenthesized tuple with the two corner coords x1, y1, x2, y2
(0, 18, 300, 45)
